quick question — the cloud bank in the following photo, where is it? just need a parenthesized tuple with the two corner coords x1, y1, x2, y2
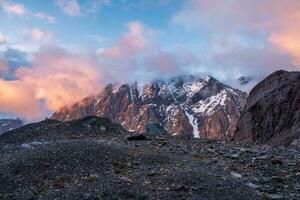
(0, 45, 102, 120)
(173, 0, 300, 80)
(98, 21, 200, 83)
(0, 21, 199, 120)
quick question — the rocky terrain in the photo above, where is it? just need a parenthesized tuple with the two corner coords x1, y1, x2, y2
(0, 116, 299, 199)
(0, 119, 23, 135)
(235, 70, 300, 148)
(52, 75, 247, 140)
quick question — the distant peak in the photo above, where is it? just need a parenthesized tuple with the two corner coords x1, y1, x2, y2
(238, 76, 253, 85)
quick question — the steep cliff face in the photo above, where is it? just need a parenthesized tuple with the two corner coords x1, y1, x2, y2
(235, 70, 300, 147)
(52, 75, 247, 139)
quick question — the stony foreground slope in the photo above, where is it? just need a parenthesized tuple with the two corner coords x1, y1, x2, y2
(235, 70, 300, 148)
(1, 117, 300, 199)
(52, 75, 247, 140)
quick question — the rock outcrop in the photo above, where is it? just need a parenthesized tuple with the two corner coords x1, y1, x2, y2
(235, 70, 300, 147)
(52, 75, 247, 140)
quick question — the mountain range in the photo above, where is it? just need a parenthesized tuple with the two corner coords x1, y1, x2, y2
(52, 75, 247, 140)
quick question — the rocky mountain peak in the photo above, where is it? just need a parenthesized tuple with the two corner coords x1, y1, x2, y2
(52, 75, 247, 139)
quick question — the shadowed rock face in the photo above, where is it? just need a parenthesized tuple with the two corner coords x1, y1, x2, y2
(52, 75, 247, 140)
(235, 70, 300, 148)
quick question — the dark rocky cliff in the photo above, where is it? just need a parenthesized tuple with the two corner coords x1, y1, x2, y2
(235, 70, 300, 148)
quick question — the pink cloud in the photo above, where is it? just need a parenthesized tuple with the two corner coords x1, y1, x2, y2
(0, 80, 40, 119)
(0, 45, 103, 120)
(0, 0, 26, 15)
(99, 21, 199, 82)
(101, 21, 148, 58)
(172, 0, 300, 76)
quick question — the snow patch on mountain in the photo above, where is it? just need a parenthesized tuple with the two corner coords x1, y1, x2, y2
(192, 89, 228, 115)
(183, 81, 206, 98)
(184, 109, 200, 138)
(168, 84, 200, 138)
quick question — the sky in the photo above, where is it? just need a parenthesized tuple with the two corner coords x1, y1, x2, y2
(0, 0, 300, 121)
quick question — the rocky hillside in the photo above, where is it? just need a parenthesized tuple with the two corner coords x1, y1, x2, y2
(0, 119, 23, 135)
(52, 75, 247, 140)
(235, 70, 300, 148)
(1, 116, 299, 199)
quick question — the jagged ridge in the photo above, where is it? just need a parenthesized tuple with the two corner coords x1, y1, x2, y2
(52, 75, 247, 139)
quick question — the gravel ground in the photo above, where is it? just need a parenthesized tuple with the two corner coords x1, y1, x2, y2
(0, 117, 299, 199)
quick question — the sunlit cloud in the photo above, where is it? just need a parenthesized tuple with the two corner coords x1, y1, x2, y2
(0, 45, 103, 120)
(0, 79, 41, 119)
(101, 21, 148, 59)
(99, 21, 200, 82)
(172, 0, 300, 78)
(0, 0, 26, 15)
(0, 0, 56, 23)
